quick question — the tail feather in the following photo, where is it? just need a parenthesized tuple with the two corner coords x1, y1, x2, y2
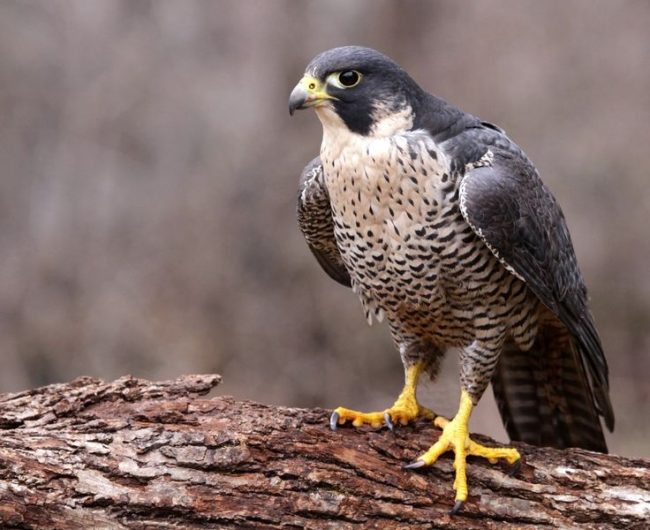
(492, 322, 609, 453)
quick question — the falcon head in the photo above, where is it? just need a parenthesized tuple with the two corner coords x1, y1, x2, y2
(289, 46, 422, 137)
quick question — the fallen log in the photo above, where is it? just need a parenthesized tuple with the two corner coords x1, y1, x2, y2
(0, 374, 647, 529)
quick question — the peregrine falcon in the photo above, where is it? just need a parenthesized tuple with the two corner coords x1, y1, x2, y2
(289, 46, 614, 513)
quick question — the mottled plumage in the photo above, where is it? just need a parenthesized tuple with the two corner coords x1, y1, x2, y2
(290, 46, 613, 511)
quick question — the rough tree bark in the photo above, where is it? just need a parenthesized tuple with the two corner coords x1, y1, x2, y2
(0, 375, 647, 529)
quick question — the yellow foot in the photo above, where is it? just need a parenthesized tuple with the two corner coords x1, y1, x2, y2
(330, 398, 435, 431)
(404, 414, 520, 514)
(330, 362, 434, 431)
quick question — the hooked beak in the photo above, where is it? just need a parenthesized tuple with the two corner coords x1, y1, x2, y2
(289, 75, 337, 115)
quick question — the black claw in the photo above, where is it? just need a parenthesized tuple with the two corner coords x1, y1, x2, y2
(329, 411, 339, 431)
(449, 500, 464, 515)
(384, 412, 394, 432)
(403, 459, 426, 470)
(508, 459, 522, 477)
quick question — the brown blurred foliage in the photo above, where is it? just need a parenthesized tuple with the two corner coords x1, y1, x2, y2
(0, 1, 648, 456)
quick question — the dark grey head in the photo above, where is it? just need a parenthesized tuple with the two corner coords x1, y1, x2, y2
(289, 46, 424, 136)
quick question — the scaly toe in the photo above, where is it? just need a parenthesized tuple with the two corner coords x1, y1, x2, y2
(466, 438, 521, 466)
(329, 407, 386, 429)
(330, 400, 436, 431)
(384, 402, 435, 430)
(433, 415, 450, 429)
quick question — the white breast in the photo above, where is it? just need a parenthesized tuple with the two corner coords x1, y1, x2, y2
(319, 120, 455, 317)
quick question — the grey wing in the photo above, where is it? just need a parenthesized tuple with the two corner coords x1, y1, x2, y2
(297, 157, 351, 288)
(459, 148, 614, 433)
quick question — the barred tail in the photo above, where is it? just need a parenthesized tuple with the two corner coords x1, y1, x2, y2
(492, 323, 609, 453)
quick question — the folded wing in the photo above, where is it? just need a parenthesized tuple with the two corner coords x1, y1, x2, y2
(297, 157, 351, 288)
(459, 146, 614, 451)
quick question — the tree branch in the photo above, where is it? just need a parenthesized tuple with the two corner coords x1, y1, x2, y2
(0, 375, 647, 529)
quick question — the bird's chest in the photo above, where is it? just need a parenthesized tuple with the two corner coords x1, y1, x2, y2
(322, 134, 468, 310)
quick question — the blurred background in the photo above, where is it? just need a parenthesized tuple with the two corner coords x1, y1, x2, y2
(0, 0, 648, 457)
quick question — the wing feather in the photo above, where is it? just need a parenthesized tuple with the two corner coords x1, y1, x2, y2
(459, 146, 614, 431)
(297, 157, 351, 288)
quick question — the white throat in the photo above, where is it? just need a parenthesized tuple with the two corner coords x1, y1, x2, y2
(370, 103, 414, 137)
(315, 103, 414, 160)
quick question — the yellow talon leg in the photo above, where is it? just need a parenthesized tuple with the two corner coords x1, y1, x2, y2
(331, 361, 435, 430)
(405, 390, 520, 513)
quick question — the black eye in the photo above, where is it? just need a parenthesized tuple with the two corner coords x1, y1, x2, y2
(338, 70, 361, 87)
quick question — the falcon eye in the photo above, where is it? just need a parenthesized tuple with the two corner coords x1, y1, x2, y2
(338, 70, 361, 88)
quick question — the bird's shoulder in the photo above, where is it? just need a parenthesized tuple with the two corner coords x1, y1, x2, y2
(410, 96, 587, 318)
